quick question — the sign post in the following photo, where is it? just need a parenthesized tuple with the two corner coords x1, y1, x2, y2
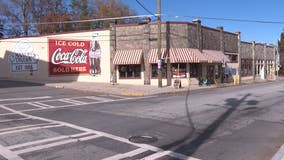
(276, 65, 281, 79)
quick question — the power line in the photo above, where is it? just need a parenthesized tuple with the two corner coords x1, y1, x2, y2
(135, 0, 155, 16)
(3, 14, 155, 26)
(3, 13, 283, 27)
(165, 14, 284, 24)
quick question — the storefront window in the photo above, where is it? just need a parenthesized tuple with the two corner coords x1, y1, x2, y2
(172, 63, 186, 78)
(241, 59, 252, 76)
(118, 65, 141, 79)
(151, 64, 167, 78)
(207, 65, 215, 82)
(190, 63, 199, 77)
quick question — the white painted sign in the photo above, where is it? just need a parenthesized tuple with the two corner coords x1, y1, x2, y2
(9, 39, 39, 72)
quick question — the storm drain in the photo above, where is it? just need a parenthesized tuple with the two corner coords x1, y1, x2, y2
(128, 135, 158, 144)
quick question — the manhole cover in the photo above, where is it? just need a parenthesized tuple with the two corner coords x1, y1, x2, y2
(128, 135, 158, 144)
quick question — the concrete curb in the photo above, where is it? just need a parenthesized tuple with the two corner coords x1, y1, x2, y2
(120, 92, 145, 97)
(37, 78, 284, 97)
(45, 83, 249, 97)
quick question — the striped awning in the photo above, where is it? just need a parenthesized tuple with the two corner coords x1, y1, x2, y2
(170, 48, 207, 63)
(148, 48, 208, 64)
(113, 49, 143, 65)
(148, 48, 167, 64)
(202, 50, 230, 63)
(147, 48, 231, 64)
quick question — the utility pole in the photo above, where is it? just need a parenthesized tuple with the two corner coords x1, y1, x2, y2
(237, 31, 241, 84)
(252, 41, 256, 81)
(157, 0, 162, 87)
(264, 43, 267, 80)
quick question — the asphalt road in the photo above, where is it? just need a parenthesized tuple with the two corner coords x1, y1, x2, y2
(0, 80, 284, 160)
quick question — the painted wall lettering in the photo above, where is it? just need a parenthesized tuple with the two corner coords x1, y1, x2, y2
(8, 39, 39, 72)
(48, 39, 90, 75)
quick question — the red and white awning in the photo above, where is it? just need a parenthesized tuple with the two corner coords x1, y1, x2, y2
(202, 50, 230, 63)
(148, 48, 167, 64)
(113, 49, 143, 65)
(170, 48, 207, 63)
(115, 48, 230, 65)
(148, 48, 208, 64)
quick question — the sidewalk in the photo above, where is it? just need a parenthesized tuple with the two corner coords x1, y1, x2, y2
(45, 82, 209, 96)
(42, 79, 269, 97)
(7, 77, 282, 97)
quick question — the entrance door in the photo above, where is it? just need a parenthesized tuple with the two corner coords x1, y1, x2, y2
(207, 65, 215, 84)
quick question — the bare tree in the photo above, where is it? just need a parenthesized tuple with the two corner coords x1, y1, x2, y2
(0, 0, 138, 37)
(33, 0, 73, 34)
(0, 0, 35, 37)
(70, 0, 92, 30)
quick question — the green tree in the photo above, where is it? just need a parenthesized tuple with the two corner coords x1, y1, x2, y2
(0, 24, 3, 38)
(278, 31, 284, 51)
(0, 17, 4, 38)
(278, 30, 284, 70)
(93, 0, 136, 28)
(70, 0, 137, 29)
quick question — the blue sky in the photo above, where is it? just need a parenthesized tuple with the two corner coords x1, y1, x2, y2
(122, 0, 284, 45)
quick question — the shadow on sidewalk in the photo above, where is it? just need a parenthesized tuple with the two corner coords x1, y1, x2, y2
(0, 79, 44, 88)
(0, 50, 79, 89)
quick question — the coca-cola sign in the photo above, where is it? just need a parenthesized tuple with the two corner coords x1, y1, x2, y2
(48, 39, 90, 75)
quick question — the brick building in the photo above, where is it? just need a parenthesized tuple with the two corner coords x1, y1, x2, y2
(241, 41, 276, 80)
(112, 20, 239, 86)
(0, 20, 277, 86)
